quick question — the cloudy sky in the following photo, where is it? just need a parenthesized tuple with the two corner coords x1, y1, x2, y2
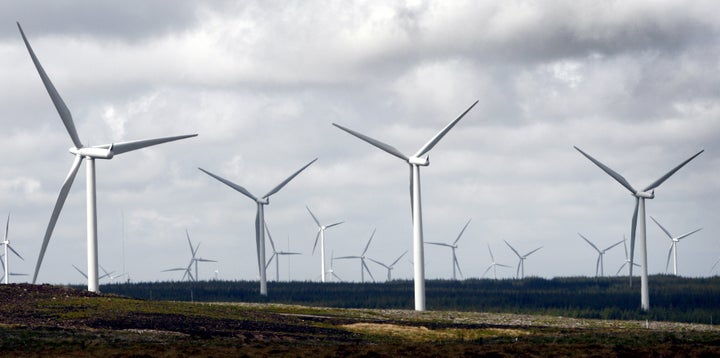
(1, 1, 719, 286)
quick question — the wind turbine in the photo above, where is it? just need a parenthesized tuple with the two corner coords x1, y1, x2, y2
(578, 233, 623, 277)
(306, 205, 343, 282)
(333, 100, 478, 311)
(504, 240, 542, 279)
(616, 235, 641, 277)
(2, 214, 25, 284)
(368, 251, 407, 281)
(264, 221, 300, 282)
(426, 219, 470, 280)
(574, 146, 703, 310)
(326, 251, 343, 282)
(163, 230, 215, 282)
(650, 216, 702, 275)
(482, 244, 511, 279)
(18, 23, 198, 293)
(198, 158, 316, 295)
(336, 229, 377, 283)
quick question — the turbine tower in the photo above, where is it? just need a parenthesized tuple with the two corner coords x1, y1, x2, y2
(333, 100, 478, 310)
(574, 146, 703, 311)
(616, 235, 641, 277)
(306, 205, 343, 282)
(426, 219, 471, 280)
(504, 240, 542, 279)
(2, 214, 25, 284)
(368, 251, 408, 281)
(336, 229, 377, 283)
(198, 158, 316, 295)
(650, 216, 702, 276)
(482, 244, 511, 279)
(18, 23, 197, 292)
(264, 221, 300, 282)
(578, 233, 623, 277)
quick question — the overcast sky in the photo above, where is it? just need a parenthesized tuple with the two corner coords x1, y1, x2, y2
(1, 1, 719, 286)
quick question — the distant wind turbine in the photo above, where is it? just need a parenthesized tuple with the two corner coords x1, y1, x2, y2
(306, 205, 343, 283)
(2, 214, 24, 284)
(163, 230, 216, 282)
(326, 251, 343, 282)
(18, 23, 197, 292)
(504, 240, 542, 279)
(333, 100, 478, 310)
(368, 251, 408, 281)
(616, 236, 641, 277)
(198, 158, 316, 295)
(264, 221, 300, 282)
(575, 146, 703, 311)
(578, 233, 623, 277)
(336, 229, 377, 283)
(482, 244, 511, 279)
(426, 219, 471, 280)
(650, 216, 702, 275)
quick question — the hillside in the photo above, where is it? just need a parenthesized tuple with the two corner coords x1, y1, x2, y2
(1, 284, 719, 356)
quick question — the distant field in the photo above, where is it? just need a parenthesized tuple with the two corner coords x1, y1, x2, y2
(1, 283, 719, 356)
(97, 275, 720, 324)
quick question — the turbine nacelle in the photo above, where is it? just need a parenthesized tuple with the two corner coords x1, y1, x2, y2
(634, 190, 654, 199)
(408, 156, 429, 166)
(69, 146, 114, 159)
(256, 198, 270, 205)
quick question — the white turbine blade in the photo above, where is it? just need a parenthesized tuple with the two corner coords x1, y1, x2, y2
(629, 198, 639, 279)
(265, 253, 276, 270)
(616, 262, 628, 276)
(487, 244, 495, 262)
(525, 246, 542, 257)
(643, 150, 704, 192)
(0, 255, 4, 271)
(332, 123, 409, 161)
(497, 263, 512, 268)
(368, 257, 390, 269)
(603, 240, 624, 252)
(390, 251, 408, 267)
(99, 265, 110, 276)
(574, 146, 636, 194)
(72, 264, 87, 279)
(195, 258, 218, 263)
(504, 240, 521, 258)
(516, 261, 521, 279)
(362, 260, 376, 282)
(649, 216, 673, 240)
(361, 229, 376, 256)
(264, 220, 277, 253)
(578, 233, 600, 253)
(162, 267, 186, 272)
(278, 252, 301, 256)
(665, 245, 673, 273)
(595, 256, 601, 276)
(676, 228, 702, 241)
(33, 155, 83, 284)
(198, 168, 258, 202)
(334, 255, 360, 260)
(262, 158, 317, 199)
(311, 231, 321, 255)
(185, 230, 196, 256)
(414, 100, 478, 158)
(332, 272, 343, 282)
(711, 258, 720, 272)
(453, 219, 471, 245)
(17, 23, 83, 149)
(9, 273, 28, 277)
(326, 221, 344, 229)
(425, 242, 452, 248)
(7, 245, 23, 261)
(408, 165, 414, 219)
(254, 209, 262, 275)
(454, 253, 463, 278)
(623, 236, 629, 259)
(3, 213, 9, 243)
(482, 265, 493, 277)
(305, 206, 321, 227)
(98, 134, 197, 156)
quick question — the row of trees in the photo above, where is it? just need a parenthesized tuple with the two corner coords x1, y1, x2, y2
(96, 275, 720, 324)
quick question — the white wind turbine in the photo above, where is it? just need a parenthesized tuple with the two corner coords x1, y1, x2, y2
(578, 233, 623, 277)
(650, 216, 702, 276)
(482, 244, 511, 279)
(616, 236, 641, 277)
(574, 146, 703, 310)
(504, 240, 542, 280)
(163, 230, 216, 282)
(333, 100, 478, 311)
(336, 229, 377, 283)
(198, 158, 316, 295)
(368, 251, 408, 281)
(2, 214, 25, 284)
(426, 219, 471, 280)
(18, 23, 197, 292)
(264, 221, 300, 282)
(326, 251, 343, 282)
(306, 205, 343, 282)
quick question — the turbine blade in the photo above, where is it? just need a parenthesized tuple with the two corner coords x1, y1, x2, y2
(711, 258, 720, 272)
(487, 244, 495, 261)
(326, 221, 344, 229)
(649, 216, 673, 239)
(334, 255, 359, 260)
(482, 265, 493, 277)
(665, 245, 673, 273)
(595, 255, 601, 276)
(332, 123, 409, 161)
(408, 165, 414, 219)
(616, 262, 627, 276)
(676, 228, 702, 240)
(265, 253, 276, 270)
(414, 100, 478, 157)
(525, 247, 542, 257)
(311, 231, 320, 255)
(362, 229, 376, 256)
(305, 206, 321, 227)
(33, 155, 83, 284)
(454, 253, 463, 278)
(254, 209, 262, 275)
(186, 230, 195, 255)
(497, 264, 512, 268)
(578, 233, 600, 253)
(604, 240, 624, 252)
(17, 23, 83, 149)
(72, 264, 87, 279)
(262, 158, 317, 199)
(367, 257, 389, 269)
(574, 146, 636, 194)
(98, 134, 197, 156)
(198, 168, 258, 201)
(264, 220, 277, 252)
(362, 260, 375, 282)
(3, 213, 9, 243)
(629, 198, 639, 279)
(425, 242, 452, 248)
(390, 251, 408, 267)
(643, 150, 704, 192)
(7, 245, 23, 262)
(504, 240, 521, 258)
(453, 219, 471, 245)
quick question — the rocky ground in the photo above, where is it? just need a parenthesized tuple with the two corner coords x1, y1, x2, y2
(1, 284, 719, 356)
